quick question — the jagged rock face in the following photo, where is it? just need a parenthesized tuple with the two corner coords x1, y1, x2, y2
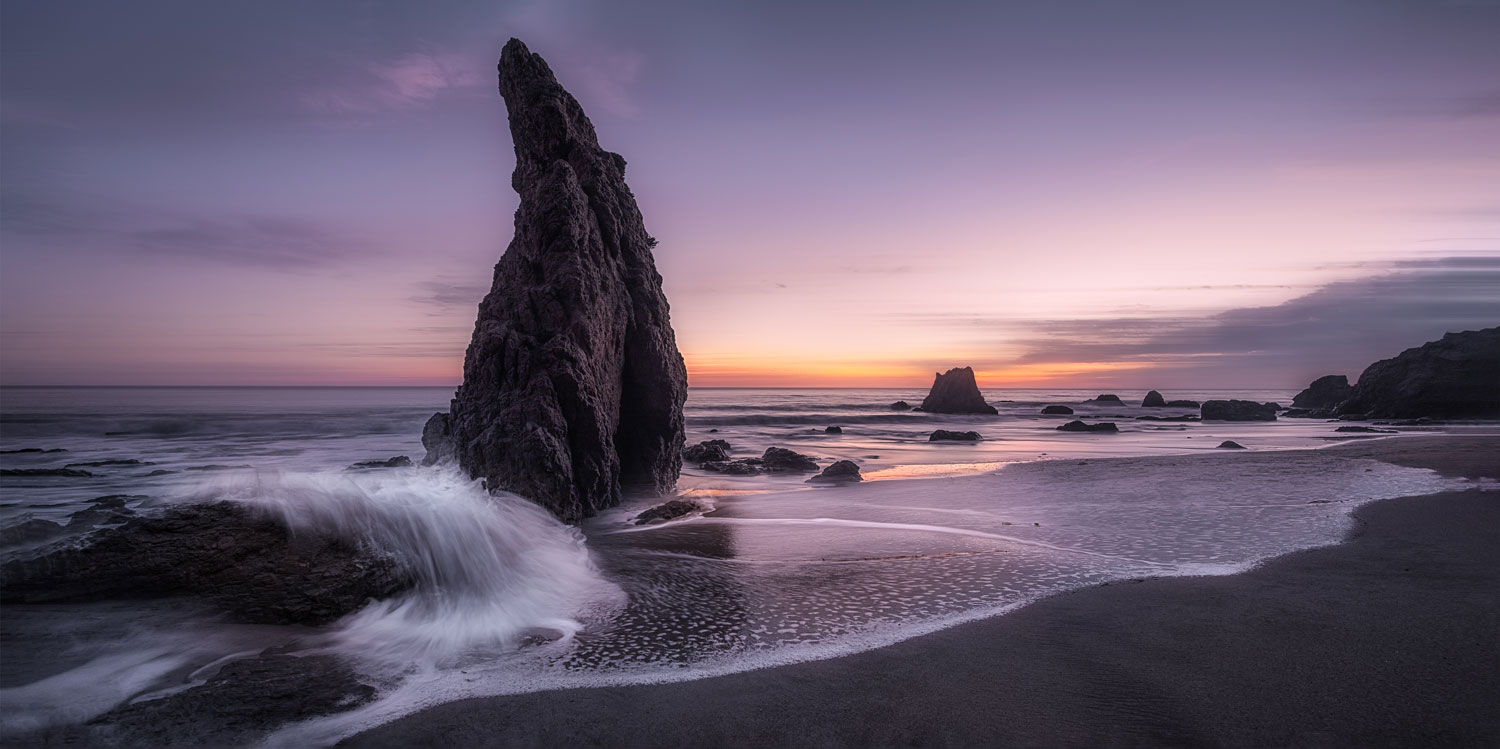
(1141, 390, 1167, 408)
(1292, 375, 1353, 409)
(433, 39, 687, 522)
(0, 502, 410, 624)
(1336, 328, 1500, 418)
(920, 367, 997, 414)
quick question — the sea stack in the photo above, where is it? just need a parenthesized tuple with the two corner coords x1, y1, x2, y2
(919, 367, 998, 414)
(423, 39, 688, 522)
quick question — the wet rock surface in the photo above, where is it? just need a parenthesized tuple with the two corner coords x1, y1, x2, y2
(930, 430, 983, 441)
(889, 401, 912, 411)
(425, 39, 687, 522)
(1165, 400, 1201, 408)
(1201, 400, 1278, 421)
(919, 367, 997, 414)
(1057, 421, 1119, 433)
(1335, 328, 1500, 418)
(808, 460, 863, 483)
(634, 499, 703, 525)
(1041, 405, 1074, 415)
(1089, 394, 1124, 404)
(78, 654, 377, 747)
(702, 447, 820, 475)
(1141, 390, 1167, 408)
(347, 456, 412, 470)
(0, 502, 410, 624)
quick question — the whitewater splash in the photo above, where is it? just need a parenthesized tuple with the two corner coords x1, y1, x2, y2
(188, 467, 626, 665)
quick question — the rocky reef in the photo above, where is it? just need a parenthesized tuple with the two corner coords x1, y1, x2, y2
(422, 39, 687, 522)
(1335, 328, 1500, 418)
(919, 367, 997, 414)
(0, 502, 410, 624)
(930, 429, 983, 441)
(1057, 421, 1118, 433)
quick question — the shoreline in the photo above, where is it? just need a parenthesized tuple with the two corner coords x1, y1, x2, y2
(347, 435, 1499, 746)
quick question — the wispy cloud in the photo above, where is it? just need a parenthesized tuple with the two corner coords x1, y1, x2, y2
(299, 51, 484, 115)
(2, 191, 376, 271)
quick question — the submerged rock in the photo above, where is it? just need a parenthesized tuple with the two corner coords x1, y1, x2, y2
(633, 499, 702, 525)
(347, 456, 412, 470)
(0, 517, 67, 548)
(1281, 408, 1329, 419)
(1216, 441, 1247, 449)
(1089, 394, 1124, 404)
(1201, 400, 1278, 421)
(1141, 390, 1167, 408)
(0, 468, 92, 478)
(424, 39, 687, 522)
(683, 439, 731, 463)
(1136, 415, 1200, 422)
(0, 448, 66, 454)
(1041, 405, 1074, 415)
(1057, 420, 1119, 433)
(929, 429, 983, 441)
(889, 401, 912, 411)
(919, 367, 998, 414)
(0, 502, 410, 625)
(1292, 375, 1353, 410)
(64, 459, 154, 468)
(1335, 426, 1396, 434)
(808, 460, 863, 483)
(1335, 328, 1500, 418)
(701, 459, 762, 476)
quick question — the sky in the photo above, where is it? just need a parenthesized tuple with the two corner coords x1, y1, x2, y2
(2, 0, 1497, 388)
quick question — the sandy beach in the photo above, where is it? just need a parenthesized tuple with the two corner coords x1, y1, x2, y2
(348, 435, 1499, 747)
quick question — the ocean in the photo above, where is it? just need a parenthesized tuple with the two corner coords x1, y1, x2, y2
(0, 386, 1469, 743)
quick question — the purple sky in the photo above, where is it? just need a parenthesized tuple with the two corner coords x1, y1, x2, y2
(2, 0, 1497, 387)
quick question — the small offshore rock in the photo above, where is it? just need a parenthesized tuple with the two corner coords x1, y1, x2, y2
(1057, 421, 1119, 433)
(683, 439, 731, 463)
(1165, 399, 1200, 408)
(1041, 405, 1074, 415)
(807, 460, 863, 483)
(633, 499, 703, 525)
(1334, 426, 1396, 434)
(1200, 400, 1278, 421)
(1089, 394, 1124, 404)
(346, 456, 412, 470)
(919, 367, 997, 414)
(1216, 441, 1247, 449)
(930, 429, 983, 441)
(759, 447, 820, 472)
(701, 460, 762, 475)
(1141, 390, 1167, 408)
(890, 401, 912, 411)
(825, 426, 843, 434)
(0, 448, 67, 454)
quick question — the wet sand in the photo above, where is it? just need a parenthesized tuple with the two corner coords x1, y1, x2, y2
(347, 436, 1499, 747)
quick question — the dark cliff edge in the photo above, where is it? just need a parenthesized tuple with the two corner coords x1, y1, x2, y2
(424, 39, 688, 522)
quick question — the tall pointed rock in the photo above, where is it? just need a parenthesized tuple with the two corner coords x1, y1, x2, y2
(426, 39, 688, 522)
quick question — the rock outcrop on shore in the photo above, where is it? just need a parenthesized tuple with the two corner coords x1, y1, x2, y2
(422, 39, 687, 522)
(1335, 328, 1500, 418)
(919, 367, 998, 414)
(1141, 391, 1167, 408)
(0, 502, 410, 624)
(1201, 400, 1278, 421)
(1292, 375, 1353, 410)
